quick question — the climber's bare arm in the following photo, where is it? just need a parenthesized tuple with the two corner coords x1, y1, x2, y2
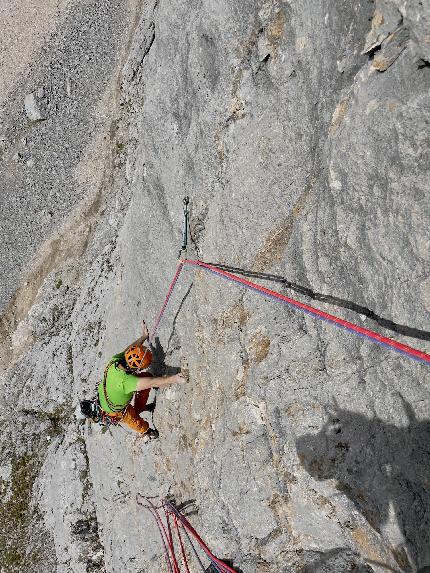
(122, 320, 149, 352)
(136, 373, 185, 392)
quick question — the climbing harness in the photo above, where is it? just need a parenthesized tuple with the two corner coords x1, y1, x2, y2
(137, 495, 238, 573)
(148, 259, 430, 365)
(76, 399, 118, 428)
(91, 399, 120, 428)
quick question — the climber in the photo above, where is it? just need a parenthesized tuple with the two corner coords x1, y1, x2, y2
(76, 319, 185, 438)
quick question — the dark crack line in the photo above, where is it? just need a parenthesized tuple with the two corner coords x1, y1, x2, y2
(131, 21, 155, 82)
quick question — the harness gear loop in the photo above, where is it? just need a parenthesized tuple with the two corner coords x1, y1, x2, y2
(91, 398, 120, 428)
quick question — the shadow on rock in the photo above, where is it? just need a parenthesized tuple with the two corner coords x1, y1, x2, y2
(150, 336, 181, 376)
(165, 496, 198, 518)
(296, 396, 430, 572)
(295, 548, 375, 573)
(204, 263, 430, 342)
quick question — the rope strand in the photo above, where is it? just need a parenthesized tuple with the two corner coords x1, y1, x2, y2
(146, 258, 430, 365)
(179, 260, 430, 365)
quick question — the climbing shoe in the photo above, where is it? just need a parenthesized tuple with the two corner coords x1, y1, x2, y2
(145, 428, 159, 440)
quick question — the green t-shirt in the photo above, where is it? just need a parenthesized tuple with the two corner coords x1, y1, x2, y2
(98, 353, 139, 413)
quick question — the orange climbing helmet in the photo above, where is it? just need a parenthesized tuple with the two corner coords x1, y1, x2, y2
(124, 344, 152, 370)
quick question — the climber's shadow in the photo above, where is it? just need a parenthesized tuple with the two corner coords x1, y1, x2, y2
(295, 395, 430, 572)
(150, 336, 181, 376)
(149, 283, 193, 377)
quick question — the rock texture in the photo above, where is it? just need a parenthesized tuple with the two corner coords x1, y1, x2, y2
(0, 1, 429, 572)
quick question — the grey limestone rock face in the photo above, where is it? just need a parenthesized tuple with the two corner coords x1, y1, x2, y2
(0, 1, 429, 572)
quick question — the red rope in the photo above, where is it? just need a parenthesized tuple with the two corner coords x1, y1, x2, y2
(164, 507, 181, 573)
(149, 261, 184, 344)
(147, 258, 430, 364)
(139, 261, 184, 369)
(139, 496, 237, 572)
(181, 259, 430, 365)
(164, 501, 237, 573)
(174, 515, 191, 573)
(144, 504, 175, 572)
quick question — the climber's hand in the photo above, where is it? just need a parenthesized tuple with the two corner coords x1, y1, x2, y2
(172, 373, 186, 384)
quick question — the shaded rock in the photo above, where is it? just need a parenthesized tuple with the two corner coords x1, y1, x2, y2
(295, 548, 375, 573)
(296, 397, 430, 570)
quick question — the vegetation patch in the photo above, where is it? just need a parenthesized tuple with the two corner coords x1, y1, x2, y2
(0, 451, 42, 572)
